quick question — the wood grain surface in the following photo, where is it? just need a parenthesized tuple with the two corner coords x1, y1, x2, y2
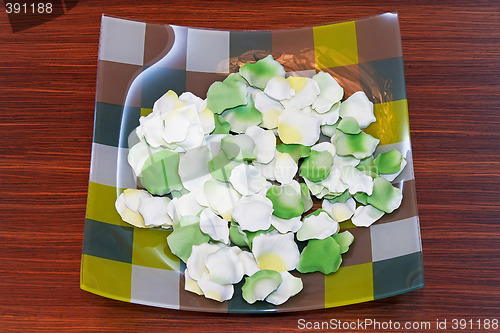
(1, 1, 499, 332)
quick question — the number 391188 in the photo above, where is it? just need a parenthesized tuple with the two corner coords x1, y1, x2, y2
(5, 3, 53, 14)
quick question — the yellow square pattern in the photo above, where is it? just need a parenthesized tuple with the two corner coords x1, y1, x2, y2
(80, 254, 132, 302)
(364, 99, 410, 146)
(132, 228, 180, 271)
(325, 262, 374, 307)
(86, 182, 127, 226)
(314, 21, 359, 69)
(141, 108, 152, 117)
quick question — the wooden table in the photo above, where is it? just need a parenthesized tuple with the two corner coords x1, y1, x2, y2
(1, 1, 499, 331)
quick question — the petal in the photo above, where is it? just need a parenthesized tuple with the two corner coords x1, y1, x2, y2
(337, 116, 361, 134)
(276, 143, 311, 163)
(299, 150, 334, 182)
(334, 131, 380, 159)
(221, 93, 263, 134)
(232, 195, 274, 232)
(332, 230, 355, 254)
(187, 243, 223, 281)
(199, 208, 230, 244)
(311, 142, 336, 157)
(127, 140, 162, 178)
(115, 190, 147, 228)
(254, 90, 284, 130)
(252, 233, 300, 272)
(197, 272, 234, 302)
(266, 184, 304, 219)
(277, 108, 321, 146)
(297, 210, 339, 241)
(137, 195, 173, 227)
(152, 90, 179, 117)
(167, 192, 204, 224)
(139, 150, 183, 196)
(340, 165, 374, 195)
(253, 150, 277, 181)
(245, 125, 276, 164)
(166, 222, 210, 263)
(321, 165, 348, 194)
(199, 108, 216, 135)
(375, 148, 404, 174)
(264, 76, 295, 100)
(274, 152, 298, 185)
(229, 164, 267, 196)
(366, 177, 403, 213)
(203, 180, 241, 220)
(339, 91, 376, 129)
(239, 54, 286, 89)
(321, 197, 356, 222)
(297, 237, 342, 274)
(281, 77, 320, 110)
(205, 247, 245, 285)
(208, 150, 241, 183)
(271, 215, 302, 234)
(242, 270, 282, 304)
(206, 79, 247, 115)
(238, 251, 260, 276)
(266, 271, 303, 305)
(220, 134, 257, 162)
(178, 145, 212, 192)
(333, 154, 360, 168)
(380, 158, 407, 182)
(351, 204, 385, 227)
(184, 268, 203, 295)
(162, 110, 191, 143)
(312, 71, 343, 113)
(139, 112, 167, 148)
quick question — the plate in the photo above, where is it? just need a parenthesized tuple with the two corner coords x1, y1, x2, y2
(81, 12, 424, 313)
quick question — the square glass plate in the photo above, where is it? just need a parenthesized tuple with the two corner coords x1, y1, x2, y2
(81, 12, 424, 313)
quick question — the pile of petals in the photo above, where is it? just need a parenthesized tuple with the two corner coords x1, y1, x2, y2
(115, 55, 406, 304)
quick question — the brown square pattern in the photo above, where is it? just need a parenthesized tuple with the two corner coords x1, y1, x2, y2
(355, 13, 403, 63)
(179, 271, 228, 312)
(144, 23, 187, 70)
(324, 64, 362, 99)
(272, 27, 316, 72)
(96, 60, 142, 108)
(341, 227, 372, 267)
(186, 71, 229, 99)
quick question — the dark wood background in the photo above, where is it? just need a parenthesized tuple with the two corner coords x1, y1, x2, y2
(1, 1, 499, 332)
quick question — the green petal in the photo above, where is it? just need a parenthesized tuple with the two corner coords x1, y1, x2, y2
(239, 55, 285, 89)
(297, 237, 342, 274)
(337, 116, 361, 134)
(242, 269, 283, 304)
(220, 134, 257, 162)
(324, 190, 351, 203)
(139, 150, 183, 195)
(208, 150, 241, 182)
(276, 143, 311, 163)
(229, 221, 249, 247)
(321, 121, 339, 137)
(206, 80, 247, 115)
(353, 192, 369, 205)
(356, 156, 379, 178)
(299, 150, 334, 182)
(332, 231, 354, 254)
(334, 131, 380, 159)
(300, 183, 313, 213)
(366, 177, 403, 213)
(266, 184, 304, 219)
(211, 114, 231, 134)
(375, 149, 403, 174)
(221, 93, 263, 133)
(166, 223, 210, 263)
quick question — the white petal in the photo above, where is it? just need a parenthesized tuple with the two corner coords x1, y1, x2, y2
(340, 165, 374, 195)
(205, 247, 244, 285)
(199, 108, 215, 135)
(232, 195, 273, 232)
(138, 195, 173, 227)
(197, 272, 234, 302)
(152, 90, 178, 117)
(163, 111, 191, 143)
(139, 112, 167, 148)
(297, 211, 339, 241)
(281, 77, 320, 110)
(203, 134, 229, 157)
(252, 233, 300, 272)
(271, 215, 302, 234)
(178, 91, 204, 110)
(312, 71, 343, 113)
(199, 208, 229, 244)
(115, 190, 147, 228)
(312, 102, 340, 125)
(186, 243, 223, 281)
(278, 108, 321, 146)
(254, 91, 284, 130)
(127, 141, 163, 178)
(266, 271, 303, 305)
(204, 180, 241, 221)
(303, 177, 326, 197)
(238, 251, 260, 276)
(322, 198, 356, 222)
(274, 152, 298, 185)
(184, 268, 203, 295)
(167, 192, 204, 224)
(351, 204, 385, 227)
(245, 125, 276, 164)
(311, 142, 336, 157)
(178, 146, 212, 192)
(253, 151, 277, 181)
(229, 164, 267, 196)
(172, 105, 205, 151)
(264, 76, 295, 100)
(321, 166, 348, 194)
(333, 154, 360, 168)
(339, 91, 376, 129)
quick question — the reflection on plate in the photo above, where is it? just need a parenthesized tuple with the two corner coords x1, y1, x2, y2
(81, 12, 424, 313)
